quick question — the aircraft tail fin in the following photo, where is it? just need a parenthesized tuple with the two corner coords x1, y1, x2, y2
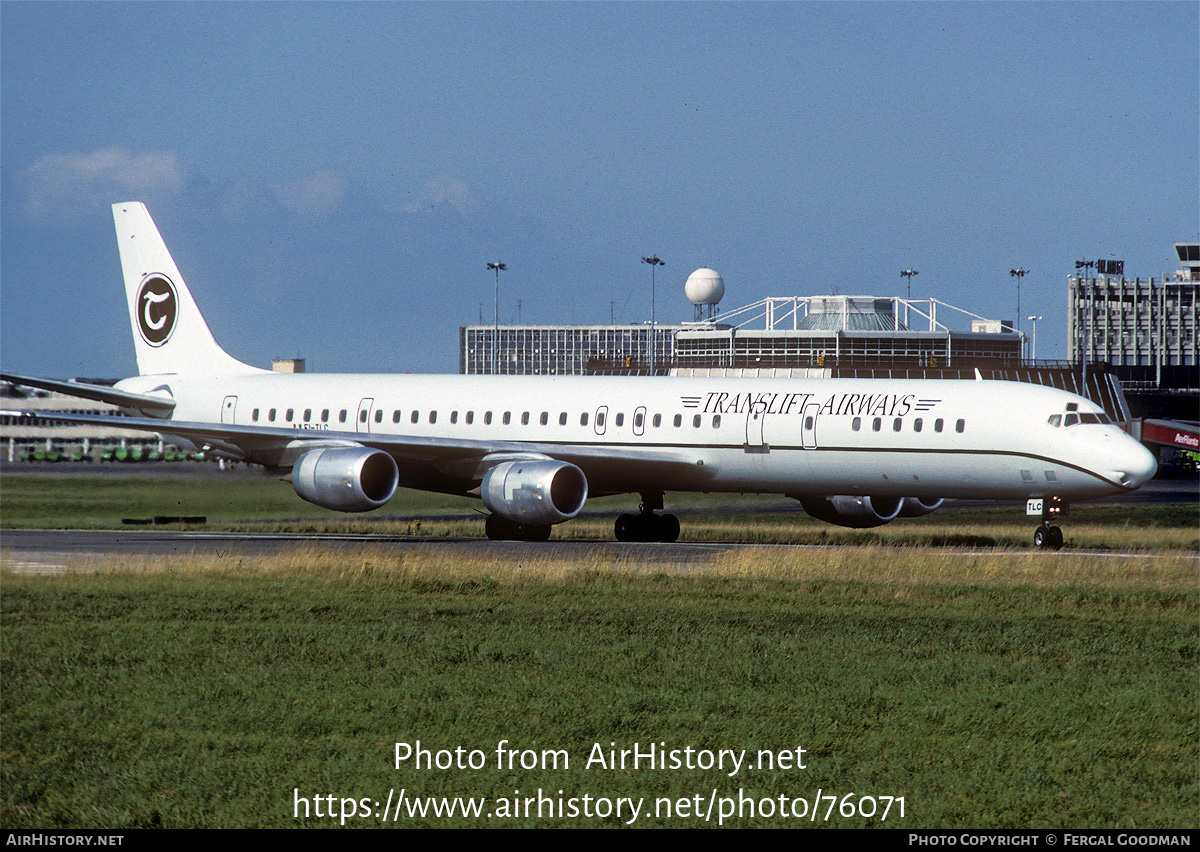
(113, 202, 264, 376)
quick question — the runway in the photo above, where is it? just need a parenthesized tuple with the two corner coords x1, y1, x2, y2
(0, 527, 743, 566)
(1, 478, 1193, 571)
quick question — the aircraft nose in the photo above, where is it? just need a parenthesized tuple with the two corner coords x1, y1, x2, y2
(1111, 438, 1158, 489)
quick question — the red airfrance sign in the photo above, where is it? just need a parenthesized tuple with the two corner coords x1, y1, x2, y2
(1141, 420, 1200, 450)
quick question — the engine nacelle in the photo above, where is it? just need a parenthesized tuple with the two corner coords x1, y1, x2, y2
(796, 495, 945, 528)
(898, 497, 944, 517)
(481, 459, 588, 526)
(292, 446, 399, 512)
(796, 495, 905, 529)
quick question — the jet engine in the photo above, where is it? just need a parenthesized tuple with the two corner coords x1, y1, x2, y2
(481, 459, 588, 526)
(796, 495, 904, 528)
(796, 495, 944, 528)
(292, 446, 399, 512)
(898, 497, 944, 517)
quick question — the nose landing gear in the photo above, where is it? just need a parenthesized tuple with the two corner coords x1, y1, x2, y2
(1027, 497, 1067, 550)
(1033, 522, 1064, 550)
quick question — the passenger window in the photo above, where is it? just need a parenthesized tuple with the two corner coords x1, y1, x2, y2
(634, 411, 644, 429)
(521, 412, 529, 425)
(596, 411, 605, 428)
(429, 411, 437, 424)
(286, 408, 294, 421)
(374, 410, 382, 423)
(893, 418, 902, 432)
(712, 415, 720, 428)
(805, 416, 815, 430)
(339, 410, 347, 423)
(615, 413, 624, 427)
(653, 414, 662, 427)
(503, 412, 511, 425)
(559, 412, 567, 426)
(674, 414, 682, 427)
(955, 419, 965, 433)
(466, 411, 474, 424)
(540, 412, 548, 426)
(411, 411, 419, 424)
(914, 418, 922, 432)
(852, 417, 861, 431)
(269, 408, 277, 422)
(252, 408, 259, 422)
(872, 417, 882, 432)
(321, 409, 329, 423)
(580, 412, 588, 426)
(485, 411, 492, 425)
(934, 418, 944, 432)
(393, 410, 401, 423)
(693, 415, 702, 428)
(304, 409, 311, 421)
(359, 410, 367, 423)
(450, 411, 458, 424)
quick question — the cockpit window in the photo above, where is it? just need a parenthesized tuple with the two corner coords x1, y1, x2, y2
(1052, 410, 1113, 428)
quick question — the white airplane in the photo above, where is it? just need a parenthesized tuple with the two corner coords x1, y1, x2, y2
(2, 203, 1158, 549)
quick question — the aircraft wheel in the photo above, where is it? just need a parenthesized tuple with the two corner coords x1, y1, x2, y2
(519, 524, 552, 542)
(1033, 525, 1063, 550)
(615, 513, 638, 542)
(485, 514, 511, 541)
(658, 513, 680, 543)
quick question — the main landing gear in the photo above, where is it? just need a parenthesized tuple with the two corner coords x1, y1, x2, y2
(1029, 496, 1067, 550)
(614, 492, 680, 543)
(485, 514, 552, 542)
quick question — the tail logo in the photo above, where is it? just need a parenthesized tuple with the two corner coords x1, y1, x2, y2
(136, 275, 178, 346)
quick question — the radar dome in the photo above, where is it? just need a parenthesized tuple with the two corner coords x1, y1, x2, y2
(685, 268, 725, 305)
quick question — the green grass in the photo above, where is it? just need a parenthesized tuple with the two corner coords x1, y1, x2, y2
(2, 547, 1196, 828)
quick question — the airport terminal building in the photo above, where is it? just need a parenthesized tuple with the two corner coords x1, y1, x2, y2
(460, 292, 1025, 377)
(1068, 242, 1198, 420)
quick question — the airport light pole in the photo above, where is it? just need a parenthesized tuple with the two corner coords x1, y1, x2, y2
(642, 255, 664, 375)
(1027, 315, 1042, 362)
(900, 269, 918, 328)
(1009, 268, 1028, 338)
(1075, 260, 1094, 398)
(487, 261, 506, 374)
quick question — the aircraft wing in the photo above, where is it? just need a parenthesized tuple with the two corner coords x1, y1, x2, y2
(1, 373, 176, 416)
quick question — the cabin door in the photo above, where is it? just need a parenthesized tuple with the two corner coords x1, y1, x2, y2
(356, 398, 374, 433)
(221, 395, 238, 424)
(745, 404, 767, 451)
(594, 405, 609, 436)
(801, 403, 820, 450)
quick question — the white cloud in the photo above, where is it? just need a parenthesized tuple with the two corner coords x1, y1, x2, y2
(275, 171, 346, 216)
(18, 147, 185, 218)
(402, 175, 480, 217)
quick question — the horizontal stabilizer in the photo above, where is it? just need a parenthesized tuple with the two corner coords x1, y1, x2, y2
(0, 373, 175, 416)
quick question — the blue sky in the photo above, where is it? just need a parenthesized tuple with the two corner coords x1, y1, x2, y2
(2, 1, 1196, 377)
